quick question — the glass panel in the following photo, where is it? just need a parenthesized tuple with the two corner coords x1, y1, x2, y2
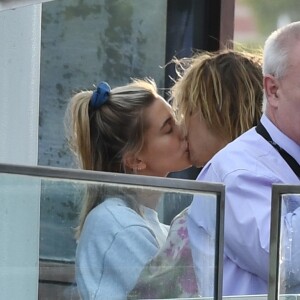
(0, 164, 224, 299)
(278, 192, 300, 296)
(0, 174, 40, 300)
(269, 185, 300, 300)
(40, 179, 81, 260)
(39, 0, 167, 169)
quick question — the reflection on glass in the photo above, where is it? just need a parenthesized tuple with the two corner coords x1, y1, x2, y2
(40, 179, 82, 260)
(39, 0, 167, 169)
(279, 193, 300, 296)
(0, 169, 222, 299)
(129, 192, 217, 299)
(0, 174, 40, 300)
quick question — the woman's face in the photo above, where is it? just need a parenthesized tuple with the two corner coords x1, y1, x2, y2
(138, 96, 191, 177)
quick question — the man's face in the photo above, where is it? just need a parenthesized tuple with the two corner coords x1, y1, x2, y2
(186, 112, 229, 168)
(276, 45, 300, 145)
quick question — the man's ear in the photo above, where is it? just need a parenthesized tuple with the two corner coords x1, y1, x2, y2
(264, 75, 279, 108)
(123, 153, 146, 171)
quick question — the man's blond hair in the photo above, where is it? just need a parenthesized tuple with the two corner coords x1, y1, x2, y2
(172, 49, 263, 140)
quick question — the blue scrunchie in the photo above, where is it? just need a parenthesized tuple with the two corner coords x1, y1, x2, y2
(90, 81, 111, 109)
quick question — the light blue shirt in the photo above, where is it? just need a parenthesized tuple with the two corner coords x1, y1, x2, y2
(76, 197, 168, 300)
(188, 114, 300, 296)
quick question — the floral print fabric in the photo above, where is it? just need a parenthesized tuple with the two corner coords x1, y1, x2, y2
(128, 207, 200, 299)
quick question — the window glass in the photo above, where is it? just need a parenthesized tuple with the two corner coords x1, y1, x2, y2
(38, 0, 168, 262)
(39, 0, 167, 169)
(0, 166, 224, 299)
(269, 185, 300, 299)
(277, 192, 300, 296)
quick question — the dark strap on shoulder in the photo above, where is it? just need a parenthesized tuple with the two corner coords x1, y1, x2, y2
(256, 122, 300, 177)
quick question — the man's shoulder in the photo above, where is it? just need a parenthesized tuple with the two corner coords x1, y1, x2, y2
(199, 128, 270, 179)
(214, 128, 264, 160)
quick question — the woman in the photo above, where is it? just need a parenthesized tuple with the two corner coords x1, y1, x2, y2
(65, 79, 190, 299)
(129, 49, 264, 299)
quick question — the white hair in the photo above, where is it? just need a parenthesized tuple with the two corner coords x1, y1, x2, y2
(263, 21, 300, 78)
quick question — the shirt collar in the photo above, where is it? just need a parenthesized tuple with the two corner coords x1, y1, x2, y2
(261, 114, 300, 165)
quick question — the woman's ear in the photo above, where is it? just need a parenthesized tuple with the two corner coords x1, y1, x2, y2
(123, 153, 146, 171)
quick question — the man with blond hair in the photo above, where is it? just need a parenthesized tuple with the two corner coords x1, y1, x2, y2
(188, 22, 300, 296)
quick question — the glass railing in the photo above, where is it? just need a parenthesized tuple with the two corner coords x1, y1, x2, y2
(0, 163, 224, 299)
(269, 184, 300, 300)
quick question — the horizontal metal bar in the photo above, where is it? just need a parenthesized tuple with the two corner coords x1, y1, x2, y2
(0, 163, 224, 194)
(272, 183, 300, 195)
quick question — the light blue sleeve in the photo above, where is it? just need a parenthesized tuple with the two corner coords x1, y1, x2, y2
(187, 164, 222, 297)
(187, 204, 216, 297)
(78, 225, 159, 300)
(191, 164, 275, 282)
(221, 169, 272, 281)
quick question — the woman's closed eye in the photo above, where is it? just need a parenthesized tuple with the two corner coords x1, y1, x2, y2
(166, 126, 173, 134)
(163, 118, 174, 134)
